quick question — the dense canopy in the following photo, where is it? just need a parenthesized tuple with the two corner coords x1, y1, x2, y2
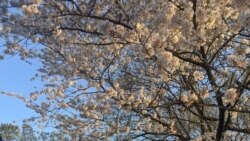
(0, 0, 250, 140)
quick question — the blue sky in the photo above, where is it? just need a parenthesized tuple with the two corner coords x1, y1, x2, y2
(0, 4, 43, 128)
(0, 55, 43, 126)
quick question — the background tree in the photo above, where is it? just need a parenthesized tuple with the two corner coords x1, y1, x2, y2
(20, 123, 37, 141)
(0, 0, 250, 140)
(0, 135, 3, 141)
(0, 123, 20, 141)
(38, 131, 65, 141)
(38, 132, 50, 141)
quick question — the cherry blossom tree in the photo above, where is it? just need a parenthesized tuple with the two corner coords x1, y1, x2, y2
(0, 0, 250, 140)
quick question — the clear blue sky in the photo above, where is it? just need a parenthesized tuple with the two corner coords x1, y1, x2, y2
(0, 55, 43, 126)
(0, 9, 51, 132)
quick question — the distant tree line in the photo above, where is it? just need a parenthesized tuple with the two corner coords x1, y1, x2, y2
(0, 123, 66, 141)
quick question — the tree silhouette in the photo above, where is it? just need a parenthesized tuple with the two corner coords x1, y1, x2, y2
(0, 123, 19, 141)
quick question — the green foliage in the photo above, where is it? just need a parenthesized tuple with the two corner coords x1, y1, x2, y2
(0, 123, 20, 141)
(20, 123, 37, 141)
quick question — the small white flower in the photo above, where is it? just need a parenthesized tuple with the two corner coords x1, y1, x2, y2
(189, 93, 198, 102)
(180, 94, 189, 103)
(241, 39, 249, 45)
(193, 71, 204, 81)
(202, 89, 210, 100)
(223, 88, 238, 105)
(230, 111, 238, 119)
(30, 92, 38, 100)
(135, 23, 144, 32)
